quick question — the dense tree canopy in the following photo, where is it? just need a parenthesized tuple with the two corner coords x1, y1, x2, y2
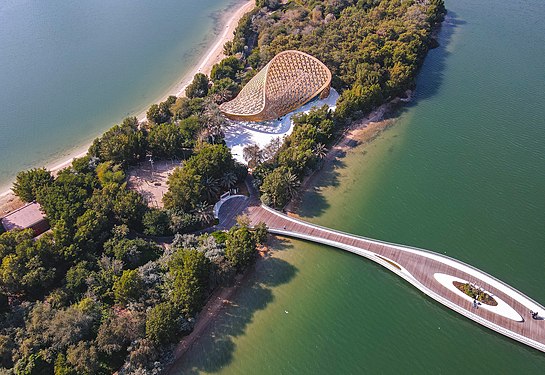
(225, 225, 257, 270)
(185, 73, 210, 98)
(146, 96, 176, 125)
(0, 0, 443, 371)
(113, 269, 143, 305)
(89, 117, 147, 165)
(169, 249, 210, 316)
(210, 56, 245, 82)
(12, 168, 53, 203)
(163, 166, 202, 212)
(145, 302, 179, 345)
(163, 143, 243, 212)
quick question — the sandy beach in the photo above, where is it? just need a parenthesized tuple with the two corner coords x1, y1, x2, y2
(0, 0, 255, 215)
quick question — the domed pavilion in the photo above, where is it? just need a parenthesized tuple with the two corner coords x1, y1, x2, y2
(219, 50, 331, 122)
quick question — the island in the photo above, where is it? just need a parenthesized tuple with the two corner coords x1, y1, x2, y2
(0, 0, 453, 373)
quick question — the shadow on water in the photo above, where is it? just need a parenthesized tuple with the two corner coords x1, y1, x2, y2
(296, 12, 462, 220)
(266, 234, 295, 251)
(169, 11, 464, 374)
(296, 156, 347, 218)
(169, 255, 298, 374)
(409, 11, 463, 103)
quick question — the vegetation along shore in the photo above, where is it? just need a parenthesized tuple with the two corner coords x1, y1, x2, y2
(0, 0, 445, 373)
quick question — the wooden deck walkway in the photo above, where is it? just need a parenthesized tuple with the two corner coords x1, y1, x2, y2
(217, 196, 545, 353)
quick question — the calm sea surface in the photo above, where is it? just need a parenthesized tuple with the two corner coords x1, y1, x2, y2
(0, 0, 242, 192)
(174, 0, 545, 373)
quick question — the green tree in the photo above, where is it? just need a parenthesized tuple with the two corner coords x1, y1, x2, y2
(147, 122, 189, 159)
(112, 187, 148, 229)
(65, 341, 99, 375)
(86, 256, 123, 303)
(208, 77, 240, 103)
(225, 226, 256, 270)
(256, 0, 280, 11)
(145, 302, 179, 344)
(163, 167, 202, 212)
(95, 161, 125, 186)
(243, 144, 263, 168)
(142, 208, 172, 236)
(313, 143, 328, 160)
(23, 299, 101, 360)
(146, 96, 175, 125)
(253, 222, 268, 245)
(193, 202, 214, 225)
(169, 249, 210, 316)
(202, 176, 220, 202)
(201, 101, 227, 142)
(427, 0, 446, 24)
(177, 115, 201, 144)
(96, 310, 145, 356)
(210, 56, 245, 82)
(186, 143, 235, 181)
(54, 353, 74, 375)
(168, 211, 200, 234)
(88, 117, 147, 165)
(65, 261, 90, 301)
(0, 334, 14, 368)
(260, 166, 299, 208)
(12, 168, 53, 202)
(186, 73, 210, 98)
(14, 352, 52, 375)
(220, 171, 238, 190)
(74, 209, 110, 252)
(113, 269, 143, 305)
(0, 230, 57, 298)
(172, 97, 204, 120)
(36, 169, 96, 227)
(103, 237, 160, 269)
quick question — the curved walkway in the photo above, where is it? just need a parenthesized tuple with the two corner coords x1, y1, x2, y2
(216, 197, 545, 352)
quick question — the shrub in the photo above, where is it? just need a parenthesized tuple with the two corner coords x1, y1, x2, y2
(145, 303, 179, 344)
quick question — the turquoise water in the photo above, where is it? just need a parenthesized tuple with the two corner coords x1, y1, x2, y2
(0, 0, 242, 191)
(173, 0, 545, 373)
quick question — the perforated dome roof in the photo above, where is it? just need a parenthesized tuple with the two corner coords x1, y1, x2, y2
(219, 50, 331, 122)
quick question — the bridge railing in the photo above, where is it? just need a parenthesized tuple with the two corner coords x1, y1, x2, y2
(260, 204, 545, 313)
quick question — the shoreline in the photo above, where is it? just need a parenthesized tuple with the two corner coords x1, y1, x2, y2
(167, 246, 271, 374)
(0, 0, 255, 214)
(285, 94, 408, 214)
(167, 95, 410, 368)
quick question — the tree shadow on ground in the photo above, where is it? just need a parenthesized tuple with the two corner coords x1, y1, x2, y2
(169, 256, 298, 374)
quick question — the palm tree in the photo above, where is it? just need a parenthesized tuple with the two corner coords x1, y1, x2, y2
(202, 176, 219, 202)
(203, 100, 226, 144)
(313, 143, 328, 160)
(193, 202, 214, 224)
(221, 171, 238, 191)
(243, 144, 262, 168)
(284, 172, 300, 198)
